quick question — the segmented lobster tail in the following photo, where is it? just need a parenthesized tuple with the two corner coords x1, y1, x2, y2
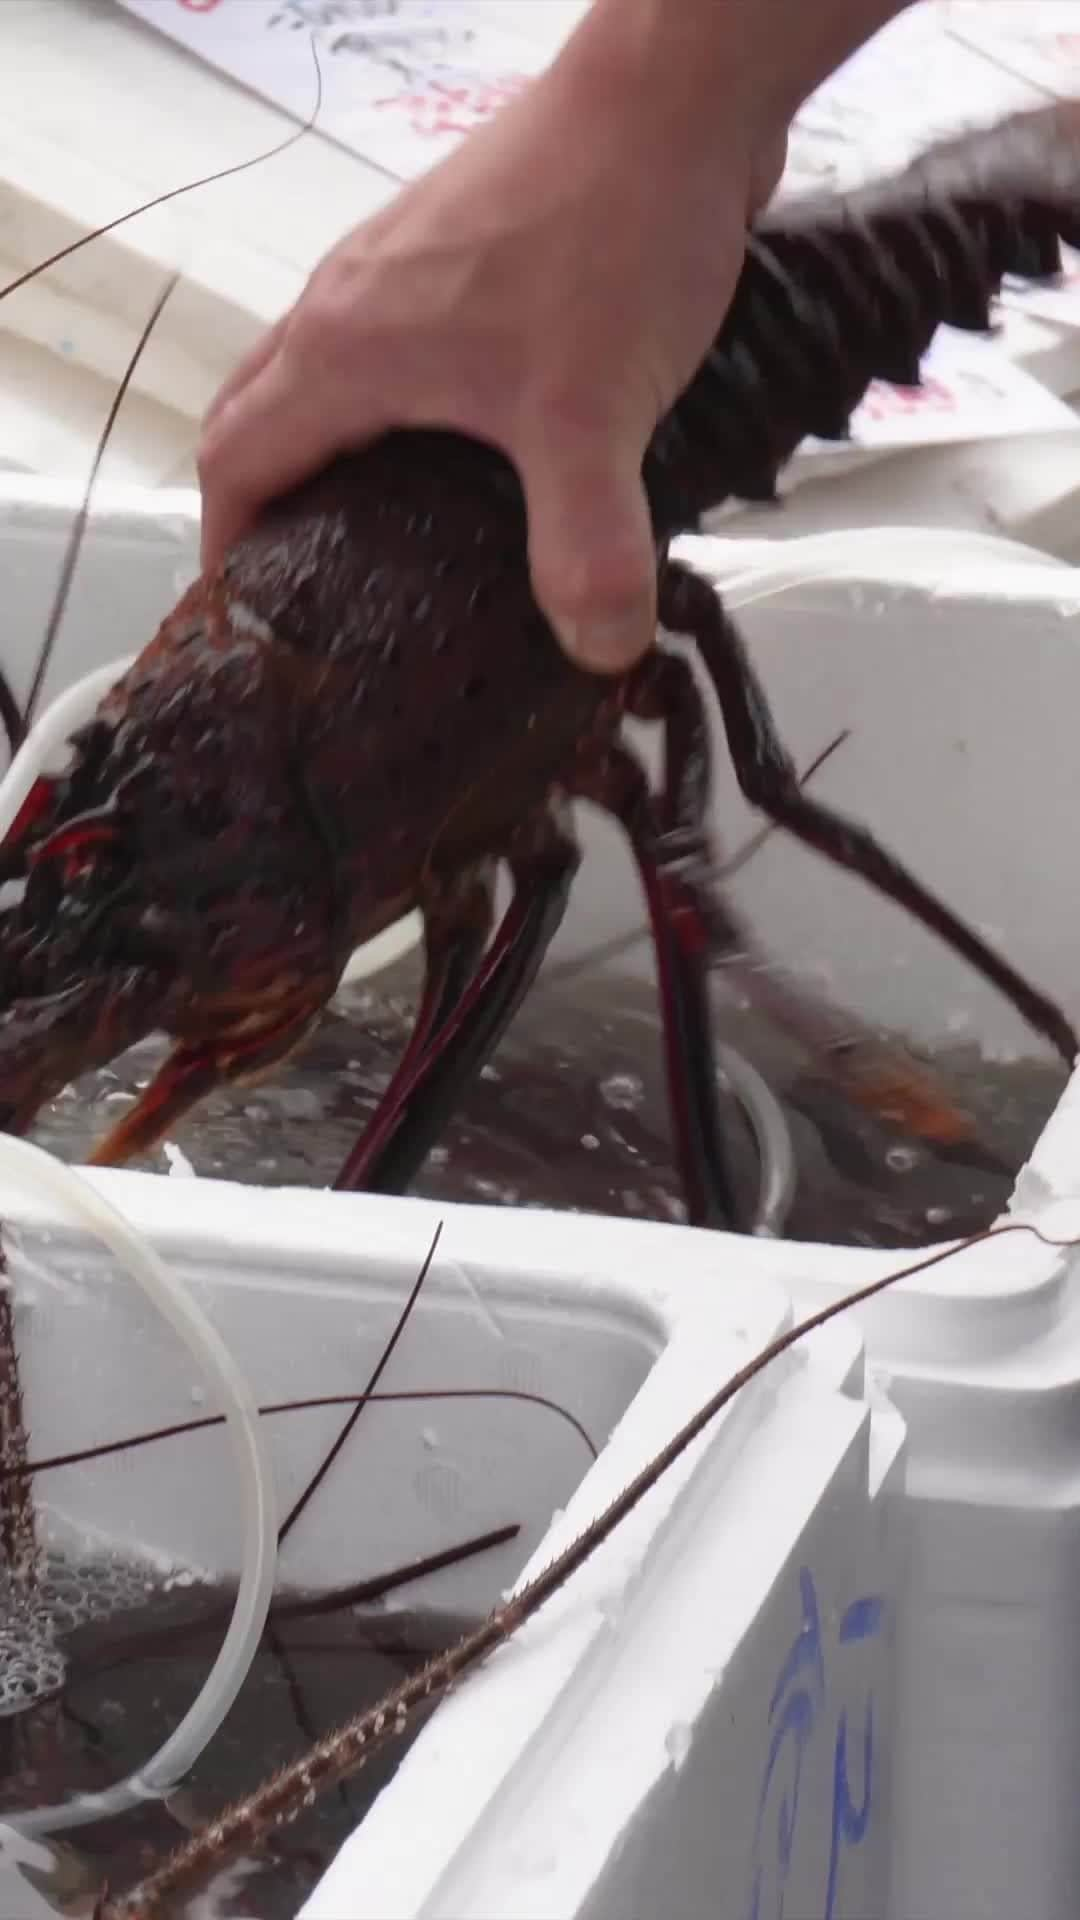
(648, 100, 1080, 528)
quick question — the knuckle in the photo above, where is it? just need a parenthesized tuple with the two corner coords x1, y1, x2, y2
(288, 258, 371, 365)
(289, 289, 350, 363)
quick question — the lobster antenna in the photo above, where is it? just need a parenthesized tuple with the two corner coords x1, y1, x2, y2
(8, 1383, 598, 1480)
(0, 38, 325, 302)
(277, 1219, 444, 1547)
(11, 36, 326, 739)
(23, 271, 180, 731)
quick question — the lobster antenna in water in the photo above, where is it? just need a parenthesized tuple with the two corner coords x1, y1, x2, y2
(0, 37, 325, 302)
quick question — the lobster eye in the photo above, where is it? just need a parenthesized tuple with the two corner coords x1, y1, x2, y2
(31, 820, 120, 889)
(34, 822, 117, 860)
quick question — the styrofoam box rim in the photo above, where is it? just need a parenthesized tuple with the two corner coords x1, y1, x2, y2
(34, 1154, 1080, 1500)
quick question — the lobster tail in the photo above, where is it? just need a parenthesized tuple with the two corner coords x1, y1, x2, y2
(647, 100, 1080, 528)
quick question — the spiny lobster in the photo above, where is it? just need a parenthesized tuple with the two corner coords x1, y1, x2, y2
(3, 98, 1080, 1234)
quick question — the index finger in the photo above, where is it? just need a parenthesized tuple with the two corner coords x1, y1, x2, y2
(196, 349, 386, 574)
(201, 314, 288, 437)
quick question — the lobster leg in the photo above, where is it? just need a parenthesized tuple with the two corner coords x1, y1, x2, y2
(572, 717, 748, 1231)
(662, 559, 1080, 1066)
(84, 1000, 327, 1167)
(332, 870, 495, 1190)
(632, 649, 1010, 1166)
(333, 825, 579, 1195)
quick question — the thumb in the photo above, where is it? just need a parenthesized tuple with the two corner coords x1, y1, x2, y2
(519, 430, 657, 674)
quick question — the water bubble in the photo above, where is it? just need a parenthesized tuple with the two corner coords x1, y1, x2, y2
(600, 1072, 644, 1112)
(163, 1141, 196, 1179)
(885, 1145, 919, 1173)
(581, 1134, 600, 1151)
(925, 1205, 951, 1226)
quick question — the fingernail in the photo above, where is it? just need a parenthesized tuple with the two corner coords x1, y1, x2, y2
(554, 612, 650, 673)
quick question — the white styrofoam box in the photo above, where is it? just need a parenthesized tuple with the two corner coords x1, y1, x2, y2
(1, 474, 200, 718)
(759, 1201, 1080, 1920)
(2, 1165, 905, 1920)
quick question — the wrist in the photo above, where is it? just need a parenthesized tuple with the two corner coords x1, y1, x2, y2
(560, 0, 916, 163)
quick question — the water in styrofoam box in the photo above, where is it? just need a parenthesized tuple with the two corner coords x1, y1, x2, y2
(9, 486, 1080, 1254)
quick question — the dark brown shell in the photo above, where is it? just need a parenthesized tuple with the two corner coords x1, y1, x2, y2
(646, 99, 1080, 526)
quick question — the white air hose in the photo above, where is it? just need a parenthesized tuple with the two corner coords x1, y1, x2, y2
(0, 658, 136, 839)
(0, 1135, 276, 1834)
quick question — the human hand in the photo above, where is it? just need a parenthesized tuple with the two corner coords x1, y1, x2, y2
(197, 0, 788, 672)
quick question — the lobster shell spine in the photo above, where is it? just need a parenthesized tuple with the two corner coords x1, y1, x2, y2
(647, 100, 1080, 533)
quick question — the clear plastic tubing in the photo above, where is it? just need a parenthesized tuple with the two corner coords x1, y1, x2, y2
(0, 1136, 277, 1833)
(716, 1045, 797, 1239)
(0, 657, 135, 839)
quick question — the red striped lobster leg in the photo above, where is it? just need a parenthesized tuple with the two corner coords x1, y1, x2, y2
(661, 560, 1079, 1068)
(332, 870, 495, 1192)
(567, 706, 749, 1232)
(332, 829, 578, 1197)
